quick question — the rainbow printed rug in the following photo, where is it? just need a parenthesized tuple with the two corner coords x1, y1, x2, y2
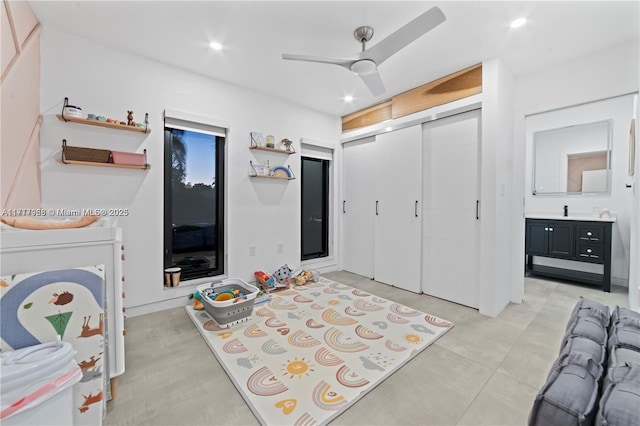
(185, 277, 453, 425)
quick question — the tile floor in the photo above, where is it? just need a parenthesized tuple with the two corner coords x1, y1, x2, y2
(104, 271, 630, 425)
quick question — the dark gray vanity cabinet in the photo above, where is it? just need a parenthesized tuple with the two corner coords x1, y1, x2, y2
(525, 218, 612, 292)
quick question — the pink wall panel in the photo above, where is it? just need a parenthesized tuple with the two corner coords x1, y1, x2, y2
(1, 1, 18, 78)
(0, 1, 40, 209)
(6, 0, 39, 48)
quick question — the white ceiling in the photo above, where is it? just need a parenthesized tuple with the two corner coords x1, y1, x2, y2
(30, 1, 639, 117)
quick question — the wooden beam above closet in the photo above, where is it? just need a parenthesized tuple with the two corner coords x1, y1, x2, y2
(342, 63, 482, 132)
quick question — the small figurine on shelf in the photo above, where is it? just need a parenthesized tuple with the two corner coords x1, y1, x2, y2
(281, 138, 295, 152)
(266, 135, 275, 148)
(127, 110, 134, 126)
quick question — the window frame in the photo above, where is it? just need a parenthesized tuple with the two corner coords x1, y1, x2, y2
(301, 156, 330, 261)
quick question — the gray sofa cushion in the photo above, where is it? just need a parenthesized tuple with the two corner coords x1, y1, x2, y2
(566, 315, 609, 346)
(596, 363, 640, 426)
(608, 318, 640, 351)
(568, 297, 611, 329)
(609, 346, 640, 369)
(529, 351, 603, 426)
(561, 335, 606, 365)
(611, 306, 640, 324)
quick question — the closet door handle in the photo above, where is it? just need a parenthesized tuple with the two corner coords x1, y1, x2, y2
(343, 200, 346, 214)
(376, 201, 379, 216)
(476, 200, 480, 220)
(415, 201, 419, 217)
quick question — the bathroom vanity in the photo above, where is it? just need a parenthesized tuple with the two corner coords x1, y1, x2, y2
(525, 214, 615, 292)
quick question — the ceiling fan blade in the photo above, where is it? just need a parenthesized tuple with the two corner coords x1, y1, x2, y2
(358, 68, 386, 96)
(363, 6, 446, 65)
(281, 53, 355, 70)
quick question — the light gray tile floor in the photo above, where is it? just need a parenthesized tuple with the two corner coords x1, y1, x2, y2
(105, 272, 630, 425)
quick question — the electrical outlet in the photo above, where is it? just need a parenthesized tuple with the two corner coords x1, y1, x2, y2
(277, 243, 283, 254)
(249, 246, 256, 257)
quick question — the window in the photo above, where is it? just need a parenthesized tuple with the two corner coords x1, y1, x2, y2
(301, 157, 329, 260)
(164, 114, 225, 282)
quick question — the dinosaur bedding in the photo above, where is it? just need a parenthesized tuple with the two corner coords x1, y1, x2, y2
(0, 266, 106, 424)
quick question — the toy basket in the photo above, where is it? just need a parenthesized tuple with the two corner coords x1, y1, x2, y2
(62, 140, 111, 163)
(197, 279, 259, 327)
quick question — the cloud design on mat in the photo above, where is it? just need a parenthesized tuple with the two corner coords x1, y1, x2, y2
(312, 381, 347, 411)
(411, 324, 435, 334)
(246, 366, 288, 396)
(359, 356, 385, 371)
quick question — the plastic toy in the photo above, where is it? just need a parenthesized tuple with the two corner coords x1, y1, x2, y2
(274, 264, 293, 286)
(188, 291, 204, 310)
(255, 270, 277, 289)
(292, 269, 319, 285)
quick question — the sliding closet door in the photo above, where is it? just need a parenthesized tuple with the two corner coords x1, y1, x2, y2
(422, 109, 481, 308)
(342, 137, 376, 278)
(375, 125, 422, 292)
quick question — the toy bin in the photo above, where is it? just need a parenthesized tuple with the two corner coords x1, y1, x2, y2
(197, 279, 259, 327)
(111, 150, 146, 166)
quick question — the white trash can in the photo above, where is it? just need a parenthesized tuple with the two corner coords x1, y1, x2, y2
(0, 337, 82, 426)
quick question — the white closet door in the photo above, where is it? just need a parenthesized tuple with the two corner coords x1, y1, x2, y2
(342, 137, 376, 278)
(374, 125, 422, 292)
(422, 109, 480, 308)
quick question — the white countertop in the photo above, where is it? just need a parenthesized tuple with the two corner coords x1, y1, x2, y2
(525, 212, 616, 223)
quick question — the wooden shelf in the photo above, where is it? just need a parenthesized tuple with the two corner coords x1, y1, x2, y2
(249, 174, 294, 180)
(249, 146, 294, 155)
(57, 114, 151, 134)
(57, 159, 150, 170)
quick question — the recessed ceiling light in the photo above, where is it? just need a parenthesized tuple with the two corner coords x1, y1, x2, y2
(510, 17, 527, 29)
(343, 95, 354, 102)
(209, 41, 223, 51)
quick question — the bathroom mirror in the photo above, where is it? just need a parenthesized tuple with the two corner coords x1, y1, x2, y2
(533, 120, 612, 195)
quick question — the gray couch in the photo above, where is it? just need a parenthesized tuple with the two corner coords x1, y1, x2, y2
(529, 297, 640, 426)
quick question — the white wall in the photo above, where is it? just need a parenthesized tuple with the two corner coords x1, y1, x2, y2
(39, 28, 340, 316)
(511, 40, 639, 299)
(480, 57, 515, 316)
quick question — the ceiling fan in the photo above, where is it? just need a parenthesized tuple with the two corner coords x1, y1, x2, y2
(282, 7, 446, 96)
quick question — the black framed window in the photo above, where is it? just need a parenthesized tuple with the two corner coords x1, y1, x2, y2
(164, 122, 225, 282)
(301, 157, 329, 260)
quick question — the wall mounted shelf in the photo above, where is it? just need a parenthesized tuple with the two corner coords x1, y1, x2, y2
(249, 146, 293, 155)
(249, 174, 295, 181)
(56, 159, 151, 170)
(57, 114, 151, 134)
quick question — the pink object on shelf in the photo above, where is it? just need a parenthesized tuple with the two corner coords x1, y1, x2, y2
(111, 151, 146, 166)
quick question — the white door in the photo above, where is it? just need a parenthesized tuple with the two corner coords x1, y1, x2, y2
(422, 109, 481, 308)
(342, 137, 376, 278)
(374, 125, 422, 292)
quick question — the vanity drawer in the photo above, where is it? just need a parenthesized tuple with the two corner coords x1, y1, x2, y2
(576, 224, 605, 242)
(577, 242, 603, 262)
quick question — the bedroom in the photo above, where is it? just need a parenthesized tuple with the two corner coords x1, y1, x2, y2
(1, 1, 638, 425)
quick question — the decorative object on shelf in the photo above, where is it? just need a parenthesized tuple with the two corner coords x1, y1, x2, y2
(57, 97, 150, 133)
(250, 132, 265, 147)
(249, 161, 268, 176)
(272, 166, 292, 179)
(280, 138, 295, 152)
(266, 134, 275, 148)
(127, 110, 134, 126)
(248, 161, 294, 180)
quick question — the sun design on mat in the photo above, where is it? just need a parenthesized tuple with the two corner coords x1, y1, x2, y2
(328, 300, 340, 305)
(404, 333, 422, 344)
(281, 357, 315, 380)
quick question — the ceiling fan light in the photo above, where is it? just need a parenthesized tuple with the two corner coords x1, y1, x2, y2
(350, 59, 377, 75)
